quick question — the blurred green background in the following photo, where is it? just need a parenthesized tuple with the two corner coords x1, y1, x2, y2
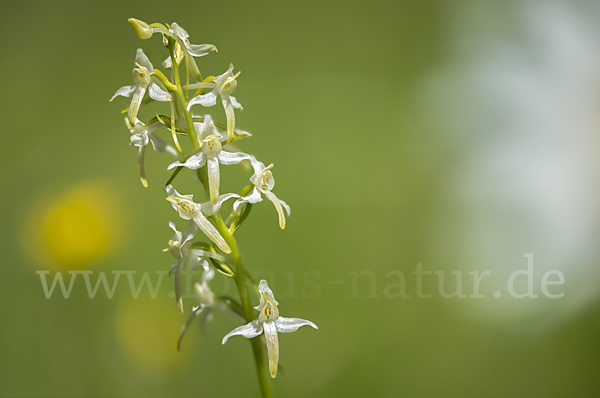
(2, 0, 599, 397)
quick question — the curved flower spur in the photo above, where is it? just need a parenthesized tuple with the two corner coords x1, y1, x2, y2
(222, 280, 318, 378)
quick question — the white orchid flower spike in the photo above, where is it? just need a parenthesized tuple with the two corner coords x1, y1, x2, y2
(234, 159, 291, 229)
(187, 64, 243, 141)
(126, 117, 177, 187)
(110, 48, 172, 122)
(168, 115, 253, 204)
(222, 280, 318, 378)
(166, 185, 239, 253)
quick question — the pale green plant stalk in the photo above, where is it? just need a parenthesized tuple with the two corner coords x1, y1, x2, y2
(111, 18, 317, 398)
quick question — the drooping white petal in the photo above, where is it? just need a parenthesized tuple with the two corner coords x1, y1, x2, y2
(186, 43, 217, 57)
(148, 82, 172, 102)
(110, 85, 136, 101)
(149, 133, 178, 156)
(264, 191, 287, 229)
(168, 152, 206, 170)
(274, 317, 318, 333)
(222, 320, 263, 344)
(192, 212, 231, 253)
(189, 255, 209, 272)
(217, 151, 252, 165)
(233, 188, 263, 211)
(128, 85, 146, 122)
(187, 91, 218, 109)
(137, 145, 148, 187)
(229, 95, 243, 110)
(222, 98, 235, 138)
(201, 193, 241, 216)
(263, 321, 279, 378)
(207, 156, 220, 205)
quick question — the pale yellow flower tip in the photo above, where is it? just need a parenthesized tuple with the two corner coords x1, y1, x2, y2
(128, 18, 153, 40)
(177, 298, 184, 314)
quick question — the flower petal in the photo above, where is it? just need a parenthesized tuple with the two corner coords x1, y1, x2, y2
(148, 82, 172, 102)
(279, 199, 291, 217)
(137, 145, 148, 187)
(186, 43, 217, 57)
(181, 220, 198, 249)
(222, 98, 235, 139)
(207, 156, 220, 205)
(128, 85, 146, 122)
(264, 191, 286, 229)
(274, 317, 318, 333)
(162, 55, 173, 69)
(222, 320, 263, 344)
(217, 150, 252, 165)
(201, 193, 240, 216)
(135, 48, 154, 71)
(189, 249, 227, 263)
(233, 188, 262, 211)
(192, 212, 231, 253)
(229, 95, 243, 110)
(130, 132, 149, 147)
(149, 133, 178, 156)
(110, 85, 136, 101)
(264, 321, 279, 378)
(187, 91, 217, 109)
(168, 152, 206, 170)
(189, 256, 209, 272)
(258, 280, 279, 305)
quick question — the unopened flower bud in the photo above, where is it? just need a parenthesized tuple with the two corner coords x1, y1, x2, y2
(128, 18, 153, 39)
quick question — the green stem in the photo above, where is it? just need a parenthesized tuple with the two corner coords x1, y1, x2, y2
(213, 214, 273, 398)
(168, 40, 199, 149)
(196, 153, 272, 398)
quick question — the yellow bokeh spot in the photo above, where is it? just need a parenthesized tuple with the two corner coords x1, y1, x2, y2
(22, 181, 123, 270)
(116, 297, 192, 375)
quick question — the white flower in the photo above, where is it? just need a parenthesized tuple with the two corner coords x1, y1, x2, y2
(168, 115, 253, 204)
(164, 220, 228, 312)
(222, 280, 318, 378)
(162, 22, 217, 69)
(187, 64, 243, 141)
(164, 220, 204, 312)
(110, 48, 172, 122)
(166, 185, 239, 253)
(234, 160, 291, 229)
(126, 117, 177, 187)
(177, 267, 216, 350)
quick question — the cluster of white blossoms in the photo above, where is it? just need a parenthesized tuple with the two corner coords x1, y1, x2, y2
(110, 19, 317, 387)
